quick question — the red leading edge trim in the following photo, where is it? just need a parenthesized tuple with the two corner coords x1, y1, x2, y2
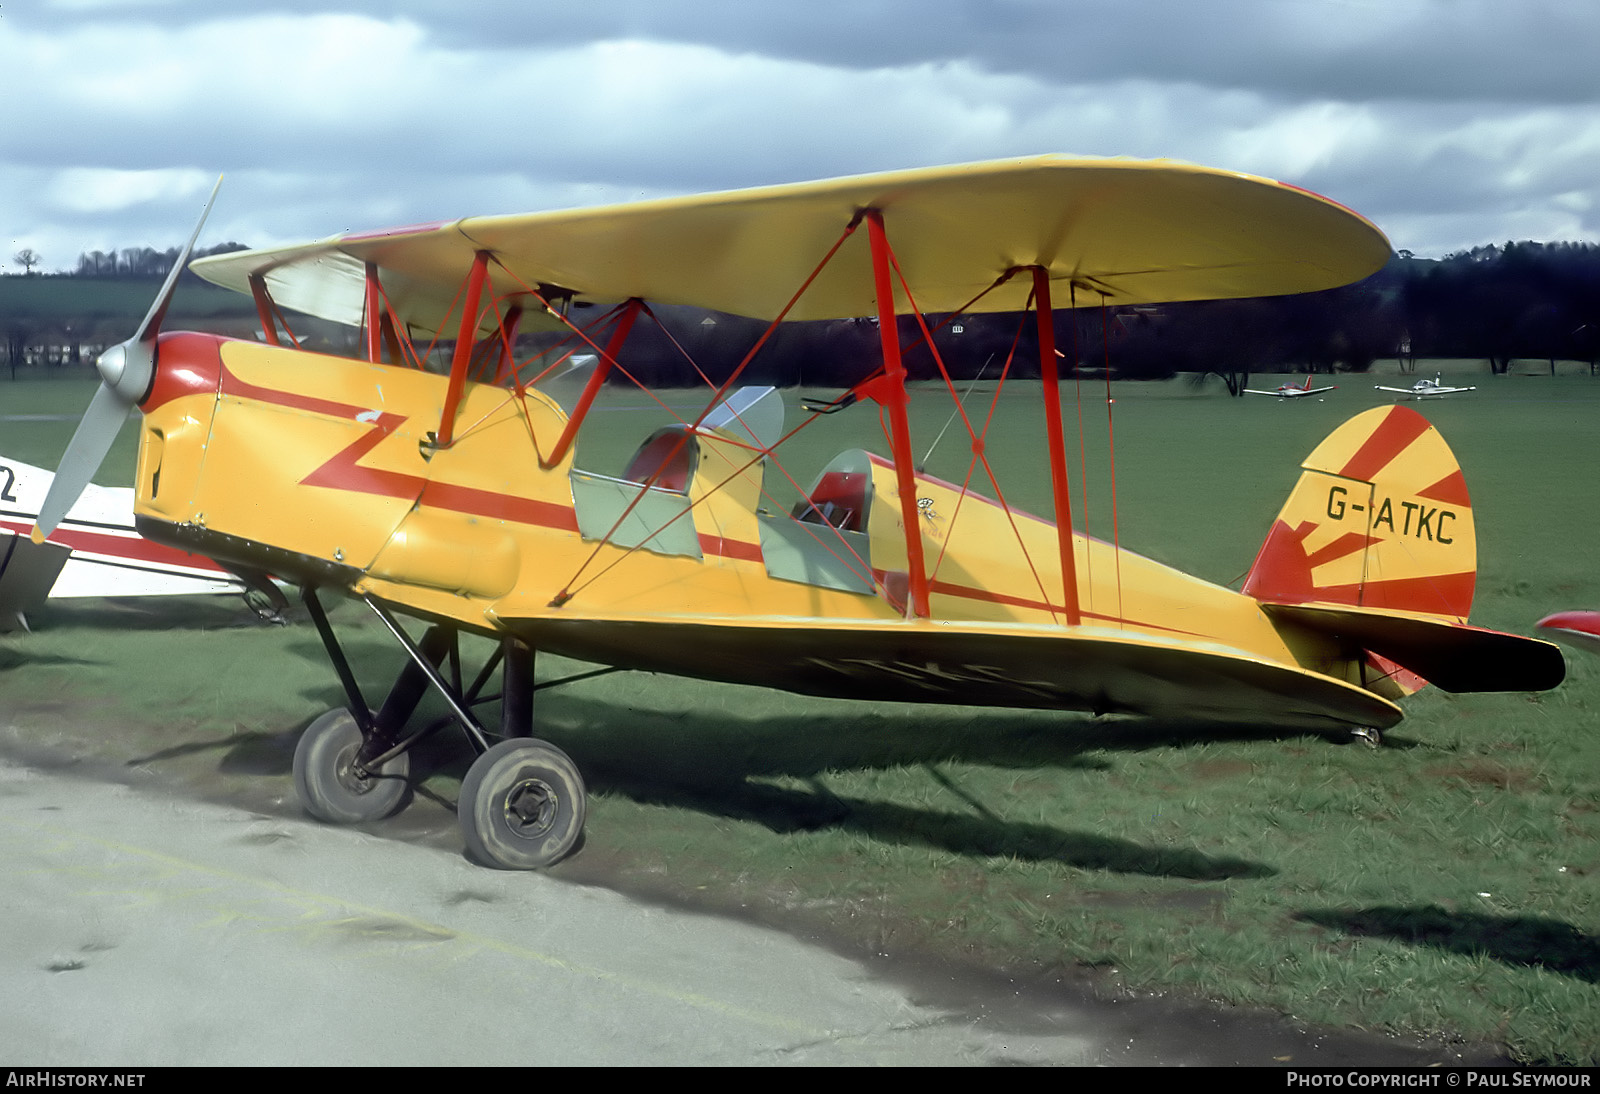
(1274, 181, 1383, 232)
(343, 221, 451, 242)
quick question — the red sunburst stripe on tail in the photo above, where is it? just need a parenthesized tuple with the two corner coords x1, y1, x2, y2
(1315, 570, 1475, 618)
(1417, 469, 1471, 507)
(1339, 407, 1431, 482)
(1304, 531, 1380, 570)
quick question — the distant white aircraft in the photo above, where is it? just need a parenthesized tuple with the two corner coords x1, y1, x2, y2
(0, 457, 264, 630)
(1244, 375, 1337, 398)
(1375, 374, 1476, 399)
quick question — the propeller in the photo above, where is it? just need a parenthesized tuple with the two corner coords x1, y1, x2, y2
(32, 176, 222, 543)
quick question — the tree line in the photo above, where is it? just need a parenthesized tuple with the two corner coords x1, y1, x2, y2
(524, 242, 1600, 394)
(65, 242, 251, 279)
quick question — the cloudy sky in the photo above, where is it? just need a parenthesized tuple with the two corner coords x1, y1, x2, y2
(5, 0, 1598, 272)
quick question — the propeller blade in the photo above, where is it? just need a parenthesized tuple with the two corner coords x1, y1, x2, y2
(31, 384, 132, 541)
(32, 175, 223, 541)
(133, 174, 223, 347)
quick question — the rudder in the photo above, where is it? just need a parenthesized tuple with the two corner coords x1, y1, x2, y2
(1243, 405, 1476, 622)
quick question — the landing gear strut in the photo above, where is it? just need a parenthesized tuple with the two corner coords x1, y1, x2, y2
(294, 586, 601, 869)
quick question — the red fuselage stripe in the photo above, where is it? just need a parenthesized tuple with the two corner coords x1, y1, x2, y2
(204, 357, 1188, 629)
(2, 519, 226, 573)
(219, 361, 582, 532)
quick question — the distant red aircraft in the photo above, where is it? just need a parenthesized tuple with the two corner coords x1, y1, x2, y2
(1536, 611, 1600, 657)
(1244, 375, 1336, 398)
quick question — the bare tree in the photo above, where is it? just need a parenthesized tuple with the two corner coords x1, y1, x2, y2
(12, 248, 40, 275)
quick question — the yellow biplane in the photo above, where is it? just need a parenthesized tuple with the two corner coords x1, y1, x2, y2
(33, 157, 1563, 869)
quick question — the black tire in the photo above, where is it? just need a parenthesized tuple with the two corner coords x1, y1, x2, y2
(292, 708, 410, 824)
(458, 738, 586, 869)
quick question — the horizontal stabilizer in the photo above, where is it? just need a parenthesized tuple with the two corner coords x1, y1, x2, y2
(1264, 603, 1565, 693)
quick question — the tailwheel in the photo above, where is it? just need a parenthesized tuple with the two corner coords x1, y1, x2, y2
(458, 738, 586, 870)
(1351, 726, 1382, 749)
(293, 708, 410, 824)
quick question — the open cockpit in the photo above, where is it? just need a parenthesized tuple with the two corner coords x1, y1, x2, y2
(564, 384, 879, 596)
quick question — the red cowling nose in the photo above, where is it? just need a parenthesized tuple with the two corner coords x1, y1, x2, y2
(145, 332, 226, 411)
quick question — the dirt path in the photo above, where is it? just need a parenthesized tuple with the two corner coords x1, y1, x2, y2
(0, 730, 1507, 1067)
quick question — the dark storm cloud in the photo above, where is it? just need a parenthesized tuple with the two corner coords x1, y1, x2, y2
(6, 0, 1597, 267)
(33, 0, 1598, 103)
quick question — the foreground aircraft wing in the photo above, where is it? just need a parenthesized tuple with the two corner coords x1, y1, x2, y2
(191, 155, 1391, 330)
(0, 458, 243, 629)
(493, 612, 1403, 733)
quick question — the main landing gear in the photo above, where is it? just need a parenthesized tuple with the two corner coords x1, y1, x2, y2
(294, 586, 601, 869)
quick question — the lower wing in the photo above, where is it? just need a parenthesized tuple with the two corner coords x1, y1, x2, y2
(493, 612, 1403, 731)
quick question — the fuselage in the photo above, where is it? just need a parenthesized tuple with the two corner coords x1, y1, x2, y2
(131, 332, 1366, 717)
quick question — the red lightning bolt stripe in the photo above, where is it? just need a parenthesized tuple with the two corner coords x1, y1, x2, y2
(221, 363, 578, 531)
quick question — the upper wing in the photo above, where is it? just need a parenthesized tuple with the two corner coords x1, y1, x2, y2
(492, 611, 1403, 732)
(192, 155, 1391, 331)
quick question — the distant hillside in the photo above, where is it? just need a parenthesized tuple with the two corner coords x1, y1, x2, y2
(0, 274, 255, 326)
(0, 274, 354, 373)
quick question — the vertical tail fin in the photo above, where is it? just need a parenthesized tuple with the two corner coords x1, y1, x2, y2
(1243, 405, 1476, 622)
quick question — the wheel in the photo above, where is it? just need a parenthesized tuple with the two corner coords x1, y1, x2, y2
(293, 708, 410, 824)
(458, 738, 586, 870)
(1350, 726, 1382, 749)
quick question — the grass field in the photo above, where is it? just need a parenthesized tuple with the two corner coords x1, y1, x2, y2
(2, 361, 1597, 1063)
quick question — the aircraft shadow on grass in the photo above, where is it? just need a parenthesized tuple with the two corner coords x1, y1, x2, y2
(114, 632, 1321, 881)
(18, 597, 267, 633)
(1298, 906, 1600, 983)
(275, 642, 1285, 880)
(0, 648, 97, 672)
